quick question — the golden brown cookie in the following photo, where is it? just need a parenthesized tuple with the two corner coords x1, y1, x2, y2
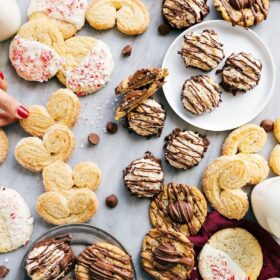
(273, 117, 280, 142)
(150, 183, 207, 236)
(0, 129, 9, 165)
(269, 145, 280, 175)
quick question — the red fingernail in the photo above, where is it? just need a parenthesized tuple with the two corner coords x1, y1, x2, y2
(0, 71, 4, 80)
(17, 106, 29, 118)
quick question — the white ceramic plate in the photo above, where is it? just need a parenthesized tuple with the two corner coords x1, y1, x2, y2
(162, 20, 275, 131)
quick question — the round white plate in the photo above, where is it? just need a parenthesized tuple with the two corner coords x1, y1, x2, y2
(162, 20, 275, 131)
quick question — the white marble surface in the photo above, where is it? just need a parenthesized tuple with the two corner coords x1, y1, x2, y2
(0, 0, 280, 279)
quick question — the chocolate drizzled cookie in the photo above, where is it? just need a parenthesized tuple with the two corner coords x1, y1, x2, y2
(219, 52, 262, 94)
(162, 0, 209, 29)
(179, 29, 225, 71)
(182, 75, 222, 115)
(123, 152, 164, 198)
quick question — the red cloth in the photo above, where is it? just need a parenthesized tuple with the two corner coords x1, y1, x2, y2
(188, 211, 280, 279)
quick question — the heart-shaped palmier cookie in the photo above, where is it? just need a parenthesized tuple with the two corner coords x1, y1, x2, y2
(0, 129, 9, 165)
(20, 88, 80, 137)
(15, 124, 75, 172)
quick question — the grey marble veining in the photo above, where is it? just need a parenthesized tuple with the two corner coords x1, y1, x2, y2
(0, 1, 279, 279)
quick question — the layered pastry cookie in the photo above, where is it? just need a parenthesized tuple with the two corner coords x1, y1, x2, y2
(178, 29, 225, 71)
(0, 187, 33, 253)
(86, 0, 150, 35)
(123, 152, 164, 198)
(141, 227, 195, 280)
(181, 75, 222, 115)
(9, 18, 64, 82)
(219, 52, 262, 94)
(0, 129, 9, 165)
(127, 98, 166, 137)
(164, 129, 209, 169)
(198, 228, 263, 280)
(214, 0, 269, 27)
(75, 242, 133, 280)
(57, 36, 114, 96)
(150, 183, 207, 236)
(25, 235, 75, 279)
(162, 0, 209, 29)
(115, 68, 169, 120)
(28, 0, 88, 39)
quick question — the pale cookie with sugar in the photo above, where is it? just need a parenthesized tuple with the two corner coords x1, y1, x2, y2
(0, 129, 9, 165)
(199, 228, 263, 280)
(273, 117, 280, 142)
(86, 0, 150, 35)
(0, 187, 33, 253)
(20, 88, 80, 137)
(269, 145, 280, 175)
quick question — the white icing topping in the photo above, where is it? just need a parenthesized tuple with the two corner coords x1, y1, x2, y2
(9, 35, 63, 82)
(28, 0, 88, 29)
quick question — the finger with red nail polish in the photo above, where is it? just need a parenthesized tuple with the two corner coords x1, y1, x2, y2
(17, 106, 29, 119)
(0, 71, 4, 80)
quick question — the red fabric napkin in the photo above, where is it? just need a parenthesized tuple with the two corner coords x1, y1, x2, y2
(188, 211, 280, 279)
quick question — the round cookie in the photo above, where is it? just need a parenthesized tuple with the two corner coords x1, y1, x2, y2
(214, 0, 269, 27)
(162, 0, 209, 29)
(178, 29, 225, 72)
(57, 36, 114, 96)
(273, 117, 280, 142)
(198, 228, 263, 280)
(75, 242, 133, 280)
(269, 145, 280, 175)
(219, 52, 262, 94)
(0, 187, 33, 253)
(86, 0, 150, 35)
(28, 0, 88, 39)
(181, 75, 222, 115)
(0, 129, 9, 165)
(127, 98, 166, 137)
(164, 129, 209, 170)
(150, 183, 207, 236)
(141, 227, 195, 280)
(9, 18, 64, 82)
(123, 152, 164, 198)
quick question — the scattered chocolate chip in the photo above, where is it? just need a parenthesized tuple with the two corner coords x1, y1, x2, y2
(121, 45, 132, 57)
(158, 24, 171, 35)
(88, 133, 100, 145)
(106, 195, 118, 208)
(106, 122, 118, 134)
(0, 266, 9, 278)
(260, 119, 274, 132)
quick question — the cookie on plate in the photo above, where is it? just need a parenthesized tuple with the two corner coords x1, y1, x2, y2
(9, 18, 64, 82)
(141, 227, 195, 280)
(150, 183, 207, 236)
(123, 152, 164, 198)
(57, 36, 114, 96)
(28, 0, 88, 39)
(0, 129, 9, 165)
(198, 228, 263, 280)
(219, 52, 262, 94)
(75, 242, 133, 280)
(164, 128, 209, 169)
(86, 0, 150, 35)
(162, 0, 209, 29)
(181, 75, 222, 115)
(214, 0, 269, 27)
(0, 187, 33, 253)
(178, 29, 225, 71)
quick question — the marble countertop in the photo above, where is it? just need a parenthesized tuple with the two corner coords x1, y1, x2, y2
(0, 0, 280, 279)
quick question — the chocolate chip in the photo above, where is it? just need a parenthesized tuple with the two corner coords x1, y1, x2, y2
(88, 133, 100, 145)
(105, 195, 118, 208)
(106, 122, 118, 134)
(158, 24, 171, 35)
(260, 119, 274, 132)
(0, 266, 9, 278)
(121, 45, 132, 57)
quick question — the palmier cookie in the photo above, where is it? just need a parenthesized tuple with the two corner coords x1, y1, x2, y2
(150, 183, 207, 236)
(198, 228, 263, 280)
(181, 75, 222, 115)
(273, 116, 280, 142)
(164, 129, 209, 170)
(214, 0, 269, 27)
(15, 124, 75, 172)
(75, 242, 133, 280)
(28, 0, 88, 39)
(269, 145, 280, 176)
(219, 52, 262, 94)
(127, 98, 166, 137)
(178, 29, 225, 72)
(86, 0, 150, 35)
(57, 36, 114, 96)
(20, 88, 80, 137)
(123, 152, 164, 198)
(0, 187, 33, 253)
(9, 18, 64, 82)
(141, 227, 195, 280)
(0, 129, 9, 165)
(222, 124, 267, 155)
(162, 0, 209, 29)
